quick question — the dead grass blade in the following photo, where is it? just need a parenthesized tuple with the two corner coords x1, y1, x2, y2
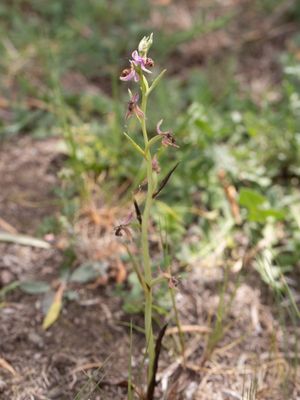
(0, 357, 17, 376)
(42, 283, 66, 330)
(0, 233, 50, 249)
(166, 325, 211, 336)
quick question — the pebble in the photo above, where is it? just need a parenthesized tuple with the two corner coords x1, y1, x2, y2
(28, 332, 44, 349)
(47, 387, 63, 399)
(0, 379, 7, 393)
(0, 270, 14, 285)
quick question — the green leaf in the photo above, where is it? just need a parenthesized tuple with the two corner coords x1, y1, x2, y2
(19, 281, 51, 294)
(239, 188, 267, 208)
(70, 262, 108, 283)
(255, 250, 283, 291)
(64, 290, 80, 301)
(239, 188, 285, 222)
(148, 69, 167, 95)
(257, 209, 285, 220)
(123, 132, 145, 157)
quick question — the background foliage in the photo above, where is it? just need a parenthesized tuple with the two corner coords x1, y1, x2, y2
(0, 0, 299, 314)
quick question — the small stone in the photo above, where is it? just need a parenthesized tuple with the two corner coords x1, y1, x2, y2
(28, 332, 44, 349)
(0, 270, 14, 285)
(0, 379, 7, 393)
(47, 387, 63, 399)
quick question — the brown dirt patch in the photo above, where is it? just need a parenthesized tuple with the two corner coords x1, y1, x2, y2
(0, 139, 299, 400)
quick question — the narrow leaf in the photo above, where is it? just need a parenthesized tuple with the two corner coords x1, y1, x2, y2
(123, 132, 145, 157)
(146, 323, 168, 400)
(152, 162, 179, 199)
(42, 283, 65, 330)
(70, 262, 108, 283)
(148, 69, 167, 95)
(133, 198, 142, 225)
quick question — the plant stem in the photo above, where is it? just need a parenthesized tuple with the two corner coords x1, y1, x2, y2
(169, 286, 185, 364)
(140, 87, 155, 384)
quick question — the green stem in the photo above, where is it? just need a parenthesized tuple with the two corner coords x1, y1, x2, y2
(150, 275, 166, 288)
(145, 135, 162, 153)
(140, 83, 155, 384)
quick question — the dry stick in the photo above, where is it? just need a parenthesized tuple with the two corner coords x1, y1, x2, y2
(166, 325, 211, 335)
(0, 217, 18, 234)
(157, 339, 200, 391)
(0, 233, 50, 249)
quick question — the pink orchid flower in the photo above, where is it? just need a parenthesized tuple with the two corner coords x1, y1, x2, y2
(156, 120, 179, 148)
(126, 93, 144, 120)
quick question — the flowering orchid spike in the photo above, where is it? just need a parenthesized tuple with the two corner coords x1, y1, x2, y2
(120, 36, 155, 83)
(138, 33, 153, 57)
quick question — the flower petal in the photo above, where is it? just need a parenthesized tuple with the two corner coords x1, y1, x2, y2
(132, 50, 142, 63)
(156, 119, 163, 134)
(120, 68, 136, 81)
(135, 105, 145, 119)
(132, 93, 139, 102)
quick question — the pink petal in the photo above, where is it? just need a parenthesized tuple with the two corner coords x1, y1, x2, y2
(131, 50, 141, 63)
(135, 105, 145, 119)
(132, 93, 139, 102)
(120, 69, 136, 81)
(156, 119, 163, 134)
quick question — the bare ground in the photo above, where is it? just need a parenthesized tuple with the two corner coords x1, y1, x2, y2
(0, 137, 299, 399)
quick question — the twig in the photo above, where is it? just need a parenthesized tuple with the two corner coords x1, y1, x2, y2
(0, 357, 17, 376)
(0, 233, 51, 249)
(166, 325, 211, 336)
(0, 217, 18, 234)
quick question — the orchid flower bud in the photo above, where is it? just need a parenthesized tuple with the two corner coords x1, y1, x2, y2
(138, 33, 153, 57)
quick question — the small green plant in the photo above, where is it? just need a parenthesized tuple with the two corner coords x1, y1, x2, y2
(116, 34, 180, 394)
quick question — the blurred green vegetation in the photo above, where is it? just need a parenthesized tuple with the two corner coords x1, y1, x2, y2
(0, 0, 300, 310)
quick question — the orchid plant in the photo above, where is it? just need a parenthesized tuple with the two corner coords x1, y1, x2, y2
(117, 34, 179, 390)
